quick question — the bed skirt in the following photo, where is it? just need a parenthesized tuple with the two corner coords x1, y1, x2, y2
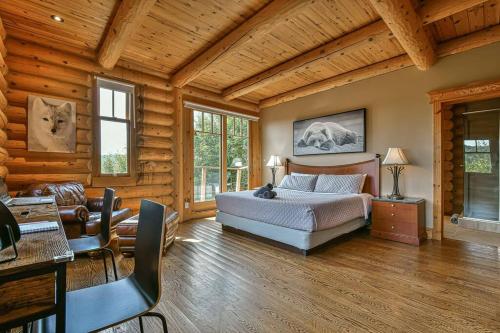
(216, 211, 366, 253)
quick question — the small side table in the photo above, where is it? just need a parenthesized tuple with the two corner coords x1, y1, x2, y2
(371, 197, 426, 246)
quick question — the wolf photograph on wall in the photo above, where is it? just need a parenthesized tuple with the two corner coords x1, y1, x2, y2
(28, 95, 76, 153)
(293, 108, 366, 156)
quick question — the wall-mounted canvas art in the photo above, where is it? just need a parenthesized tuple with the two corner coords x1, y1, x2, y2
(28, 95, 76, 153)
(293, 108, 366, 156)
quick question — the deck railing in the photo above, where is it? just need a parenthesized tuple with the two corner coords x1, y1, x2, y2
(195, 165, 248, 201)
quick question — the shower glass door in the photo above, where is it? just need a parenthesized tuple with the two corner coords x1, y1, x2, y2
(463, 111, 499, 221)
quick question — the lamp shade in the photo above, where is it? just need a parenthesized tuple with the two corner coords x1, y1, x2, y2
(231, 158, 243, 168)
(266, 155, 282, 167)
(382, 148, 409, 165)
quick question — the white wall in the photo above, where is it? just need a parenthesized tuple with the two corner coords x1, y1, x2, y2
(261, 42, 500, 228)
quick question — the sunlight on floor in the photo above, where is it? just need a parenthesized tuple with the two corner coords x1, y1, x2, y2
(175, 236, 202, 243)
(444, 219, 500, 247)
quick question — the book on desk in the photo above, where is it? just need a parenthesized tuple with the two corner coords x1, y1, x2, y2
(19, 221, 59, 235)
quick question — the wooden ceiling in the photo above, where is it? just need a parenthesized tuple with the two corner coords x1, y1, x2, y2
(0, 0, 499, 109)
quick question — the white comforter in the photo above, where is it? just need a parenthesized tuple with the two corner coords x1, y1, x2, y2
(215, 188, 372, 232)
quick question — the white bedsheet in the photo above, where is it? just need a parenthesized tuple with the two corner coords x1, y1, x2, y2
(216, 188, 372, 232)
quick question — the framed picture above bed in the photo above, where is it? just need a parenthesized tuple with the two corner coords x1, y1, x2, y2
(293, 108, 366, 156)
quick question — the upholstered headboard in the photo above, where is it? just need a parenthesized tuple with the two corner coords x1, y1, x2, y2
(284, 156, 380, 197)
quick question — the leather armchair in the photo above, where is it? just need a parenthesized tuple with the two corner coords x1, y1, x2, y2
(17, 182, 132, 238)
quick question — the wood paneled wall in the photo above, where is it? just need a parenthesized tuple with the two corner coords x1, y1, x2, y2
(3, 37, 175, 213)
(0, 18, 9, 181)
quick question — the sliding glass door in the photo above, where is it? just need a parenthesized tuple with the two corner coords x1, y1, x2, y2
(192, 110, 250, 208)
(193, 111, 222, 203)
(226, 116, 249, 192)
(463, 111, 499, 221)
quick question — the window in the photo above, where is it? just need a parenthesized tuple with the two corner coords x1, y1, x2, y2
(192, 110, 250, 203)
(94, 77, 135, 179)
(464, 139, 492, 173)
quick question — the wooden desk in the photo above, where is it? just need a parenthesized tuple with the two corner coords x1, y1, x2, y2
(0, 201, 73, 332)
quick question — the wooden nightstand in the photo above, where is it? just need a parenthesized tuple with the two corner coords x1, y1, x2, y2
(371, 197, 426, 246)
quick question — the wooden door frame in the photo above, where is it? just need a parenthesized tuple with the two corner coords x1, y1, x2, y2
(428, 78, 500, 240)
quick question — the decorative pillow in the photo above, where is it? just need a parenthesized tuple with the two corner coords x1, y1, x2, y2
(278, 175, 318, 192)
(314, 174, 365, 194)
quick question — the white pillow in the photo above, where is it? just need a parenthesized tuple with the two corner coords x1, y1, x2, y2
(279, 175, 318, 192)
(314, 174, 365, 194)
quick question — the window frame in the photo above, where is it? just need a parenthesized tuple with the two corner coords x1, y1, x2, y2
(92, 76, 137, 186)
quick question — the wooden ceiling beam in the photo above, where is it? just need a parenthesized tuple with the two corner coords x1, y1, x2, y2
(182, 85, 260, 114)
(418, 0, 489, 25)
(368, 0, 436, 71)
(223, 0, 481, 101)
(170, 0, 312, 88)
(97, 0, 157, 69)
(259, 55, 413, 108)
(222, 20, 390, 101)
(260, 23, 500, 108)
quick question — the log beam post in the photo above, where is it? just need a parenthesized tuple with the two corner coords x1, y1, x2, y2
(97, 0, 157, 69)
(171, 0, 312, 88)
(368, 0, 437, 70)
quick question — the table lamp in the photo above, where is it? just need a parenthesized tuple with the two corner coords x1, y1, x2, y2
(382, 148, 409, 200)
(266, 155, 282, 187)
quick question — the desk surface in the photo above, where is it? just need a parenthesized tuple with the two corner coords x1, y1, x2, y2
(0, 202, 71, 276)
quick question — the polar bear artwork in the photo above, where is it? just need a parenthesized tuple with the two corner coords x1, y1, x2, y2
(293, 108, 365, 156)
(297, 122, 358, 150)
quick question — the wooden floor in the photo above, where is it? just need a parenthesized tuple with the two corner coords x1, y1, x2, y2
(67, 219, 500, 333)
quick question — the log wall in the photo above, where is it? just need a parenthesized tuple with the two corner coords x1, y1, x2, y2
(0, 18, 8, 181)
(442, 105, 465, 216)
(451, 105, 465, 215)
(3, 37, 175, 213)
(442, 107, 454, 216)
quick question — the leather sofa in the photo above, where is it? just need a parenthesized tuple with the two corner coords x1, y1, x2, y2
(17, 182, 132, 239)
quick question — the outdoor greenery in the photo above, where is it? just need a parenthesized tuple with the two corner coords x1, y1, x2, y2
(193, 111, 249, 202)
(101, 153, 128, 175)
(465, 153, 492, 173)
(464, 139, 492, 174)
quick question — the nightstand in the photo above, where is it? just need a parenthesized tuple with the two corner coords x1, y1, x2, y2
(371, 197, 426, 246)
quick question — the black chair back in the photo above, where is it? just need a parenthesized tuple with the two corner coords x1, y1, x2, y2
(133, 200, 167, 305)
(0, 201, 20, 250)
(101, 188, 115, 245)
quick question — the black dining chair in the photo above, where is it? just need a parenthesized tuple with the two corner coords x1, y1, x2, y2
(68, 187, 117, 282)
(33, 199, 170, 333)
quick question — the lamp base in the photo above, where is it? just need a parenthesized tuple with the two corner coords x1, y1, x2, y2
(387, 194, 405, 200)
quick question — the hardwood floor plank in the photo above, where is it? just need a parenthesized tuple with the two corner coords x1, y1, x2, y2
(62, 220, 500, 333)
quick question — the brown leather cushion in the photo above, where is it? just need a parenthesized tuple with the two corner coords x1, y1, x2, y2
(45, 182, 87, 206)
(85, 208, 132, 235)
(116, 215, 139, 236)
(21, 182, 87, 206)
(117, 212, 179, 254)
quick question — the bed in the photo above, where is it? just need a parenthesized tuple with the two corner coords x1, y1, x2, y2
(215, 157, 380, 255)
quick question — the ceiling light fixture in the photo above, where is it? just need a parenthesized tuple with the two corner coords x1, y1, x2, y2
(51, 15, 64, 23)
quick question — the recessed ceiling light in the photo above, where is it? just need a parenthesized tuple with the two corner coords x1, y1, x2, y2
(51, 15, 64, 23)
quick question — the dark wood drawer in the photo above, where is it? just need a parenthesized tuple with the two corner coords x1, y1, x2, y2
(370, 198, 426, 246)
(372, 202, 415, 224)
(372, 217, 416, 235)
